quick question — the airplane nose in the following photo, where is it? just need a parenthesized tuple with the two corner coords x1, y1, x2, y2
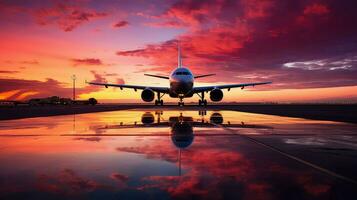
(172, 81, 193, 93)
(170, 75, 194, 94)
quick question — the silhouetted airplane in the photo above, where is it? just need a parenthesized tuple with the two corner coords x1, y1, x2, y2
(88, 44, 271, 106)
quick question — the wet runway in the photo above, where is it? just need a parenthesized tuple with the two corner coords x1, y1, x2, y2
(0, 110, 357, 199)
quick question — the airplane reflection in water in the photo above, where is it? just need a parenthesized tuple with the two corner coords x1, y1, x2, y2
(1, 110, 357, 199)
(96, 111, 273, 148)
(94, 111, 273, 175)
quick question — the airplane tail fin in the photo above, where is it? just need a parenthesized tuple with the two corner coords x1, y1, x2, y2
(178, 42, 182, 68)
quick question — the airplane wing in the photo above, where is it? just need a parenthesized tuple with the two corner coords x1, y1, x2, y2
(88, 82, 169, 93)
(144, 74, 169, 79)
(193, 81, 272, 93)
(194, 74, 215, 79)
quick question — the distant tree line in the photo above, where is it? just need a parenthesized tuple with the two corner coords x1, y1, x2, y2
(0, 96, 98, 106)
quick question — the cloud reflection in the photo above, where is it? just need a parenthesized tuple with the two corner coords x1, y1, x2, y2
(0, 110, 355, 199)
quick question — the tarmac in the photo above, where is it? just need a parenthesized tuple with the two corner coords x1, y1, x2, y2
(0, 109, 357, 199)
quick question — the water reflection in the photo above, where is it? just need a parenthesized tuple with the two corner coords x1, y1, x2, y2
(0, 110, 356, 199)
(102, 111, 272, 149)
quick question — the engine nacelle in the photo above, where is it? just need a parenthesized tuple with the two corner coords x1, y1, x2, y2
(141, 89, 154, 102)
(141, 112, 154, 124)
(210, 89, 223, 102)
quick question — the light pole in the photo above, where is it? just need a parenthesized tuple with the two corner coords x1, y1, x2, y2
(71, 74, 76, 101)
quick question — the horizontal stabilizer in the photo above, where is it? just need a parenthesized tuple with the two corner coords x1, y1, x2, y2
(144, 74, 169, 79)
(194, 74, 216, 79)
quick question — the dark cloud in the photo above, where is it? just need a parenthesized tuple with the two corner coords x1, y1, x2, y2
(71, 58, 103, 66)
(0, 78, 70, 100)
(0, 71, 125, 100)
(73, 137, 102, 142)
(118, 0, 357, 90)
(112, 20, 129, 28)
(0, 70, 19, 74)
(110, 173, 129, 182)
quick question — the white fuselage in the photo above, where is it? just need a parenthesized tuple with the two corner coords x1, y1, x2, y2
(169, 67, 194, 98)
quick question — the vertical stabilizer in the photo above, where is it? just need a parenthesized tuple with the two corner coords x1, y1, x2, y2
(178, 42, 182, 68)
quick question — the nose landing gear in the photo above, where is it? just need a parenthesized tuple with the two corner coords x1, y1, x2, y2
(178, 96, 184, 106)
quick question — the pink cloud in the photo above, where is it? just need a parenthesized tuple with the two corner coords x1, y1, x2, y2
(242, 0, 274, 19)
(303, 3, 330, 15)
(33, 3, 108, 32)
(37, 169, 110, 194)
(117, 0, 357, 90)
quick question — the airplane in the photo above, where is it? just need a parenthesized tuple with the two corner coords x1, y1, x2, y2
(88, 44, 272, 106)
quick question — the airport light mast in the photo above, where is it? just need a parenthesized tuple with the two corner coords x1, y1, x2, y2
(71, 74, 76, 101)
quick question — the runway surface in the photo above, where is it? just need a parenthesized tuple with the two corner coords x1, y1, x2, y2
(0, 109, 357, 199)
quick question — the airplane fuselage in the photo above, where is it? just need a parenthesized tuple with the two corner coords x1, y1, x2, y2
(169, 67, 194, 98)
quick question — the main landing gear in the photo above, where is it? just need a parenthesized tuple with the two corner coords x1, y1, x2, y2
(198, 99, 207, 106)
(155, 99, 163, 106)
(155, 92, 164, 106)
(197, 92, 207, 106)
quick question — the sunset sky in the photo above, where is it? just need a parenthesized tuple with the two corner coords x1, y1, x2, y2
(1, 0, 357, 103)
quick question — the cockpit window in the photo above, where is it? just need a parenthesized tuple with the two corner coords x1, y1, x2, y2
(175, 72, 190, 75)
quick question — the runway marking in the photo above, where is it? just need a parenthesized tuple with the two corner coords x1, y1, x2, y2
(216, 124, 357, 186)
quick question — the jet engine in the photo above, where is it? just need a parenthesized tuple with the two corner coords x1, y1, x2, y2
(210, 113, 223, 124)
(141, 112, 154, 124)
(141, 89, 155, 102)
(210, 88, 223, 102)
